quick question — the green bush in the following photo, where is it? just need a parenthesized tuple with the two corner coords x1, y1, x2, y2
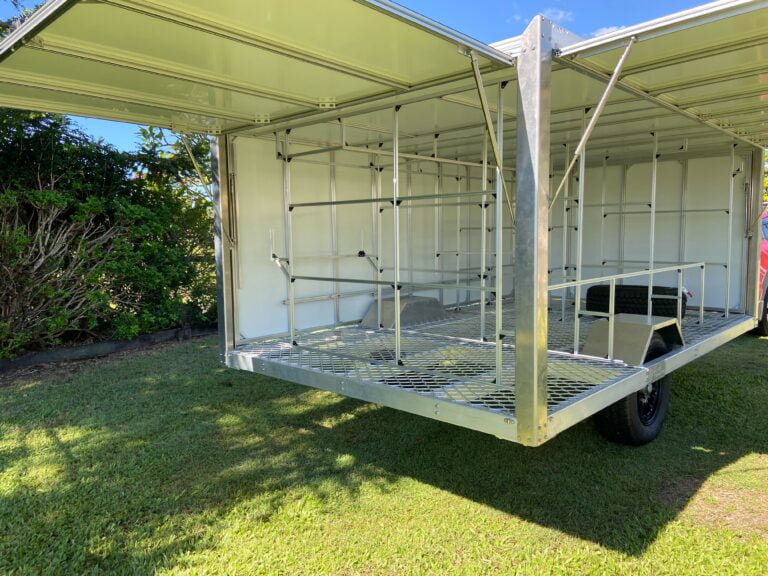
(0, 110, 215, 358)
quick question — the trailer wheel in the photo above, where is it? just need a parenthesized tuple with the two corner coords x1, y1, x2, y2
(594, 333, 671, 445)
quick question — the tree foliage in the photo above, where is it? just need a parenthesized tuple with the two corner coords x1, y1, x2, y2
(0, 110, 215, 358)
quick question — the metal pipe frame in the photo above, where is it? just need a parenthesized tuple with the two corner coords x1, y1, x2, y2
(392, 106, 403, 364)
(288, 143, 491, 169)
(283, 131, 297, 345)
(480, 131, 489, 340)
(289, 189, 493, 210)
(560, 144, 570, 321)
(290, 275, 494, 293)
(573, 109, 587, 354)
(549, 262, 706, 291)
(725, 143, 736, 318)
(494, 80, 505, 391)
(330, 151, 341, 324)
(647, 133, 659, 318)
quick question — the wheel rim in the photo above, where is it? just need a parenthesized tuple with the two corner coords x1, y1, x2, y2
(637, 382, 662, 426)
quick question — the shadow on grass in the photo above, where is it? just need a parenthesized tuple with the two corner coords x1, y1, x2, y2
(0, 336, 766, 572)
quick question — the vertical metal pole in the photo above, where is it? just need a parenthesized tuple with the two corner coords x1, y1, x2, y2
(433, 136, 444, 305)
(647, 132, 659, 318)
(699, 265, 706, 324)
(725, 143, 735, 318)
(608, 278, 616, 360)
(330, 151, 340, 324)
(495, 82, 506, 390)
(618, 165, 627, 274)
(561, 144, 570, 321)
(600, 155, 607, 273)
(376, 158, 383, 328)
(456, 172, 462, 309)
(369, 152, 376, 311)
(515, 16, 551, 447)
(679, 158, 688, 264)
(679, 158, 688, 315)
(480, 131, 488, 340)
(574, 110, 587, 354)
(465, 165, 472, 306)
(284, 131, 297, 345)
(212, 135, 236, 362)
(677, 268, 683, 323)
(407, 159, 414, 290)
(393, 106, 402, 364)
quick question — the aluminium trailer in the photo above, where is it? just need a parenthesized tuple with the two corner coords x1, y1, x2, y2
(1, 0, 766, 446)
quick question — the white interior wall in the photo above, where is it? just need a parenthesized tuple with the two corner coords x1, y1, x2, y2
(234, 132, 750, 341)
(548, 152, 748, 309)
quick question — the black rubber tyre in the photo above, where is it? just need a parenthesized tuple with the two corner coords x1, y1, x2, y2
(586, 284, 686, 318)
(594, 333, 672, 446)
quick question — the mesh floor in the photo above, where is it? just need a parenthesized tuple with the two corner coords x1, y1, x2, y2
(233, 302, 750, 437)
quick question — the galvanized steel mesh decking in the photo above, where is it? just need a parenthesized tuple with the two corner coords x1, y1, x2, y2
(233, 304, 748, 431)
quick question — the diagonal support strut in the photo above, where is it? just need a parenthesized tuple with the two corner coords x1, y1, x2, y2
(549, 37, 636, 209)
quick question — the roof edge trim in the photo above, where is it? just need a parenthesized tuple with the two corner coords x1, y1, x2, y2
(0, 0, 78, 63)
(559, 0, 768, 58)
(357, 0, 514, 65)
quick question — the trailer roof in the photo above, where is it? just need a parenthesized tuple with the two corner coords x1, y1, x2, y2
(0, 0, 510, 134)
(0, 0, 766, 150)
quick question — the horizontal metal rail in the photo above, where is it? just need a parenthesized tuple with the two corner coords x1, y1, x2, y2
(603, 208, 727, 216)
(290, 190, 493, 210)
(548, 262, 706, 291)
(287, 142, 491, 169)
(292, 274, 494, 293)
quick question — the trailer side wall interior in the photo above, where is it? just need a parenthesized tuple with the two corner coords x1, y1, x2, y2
(1, 0, 766, 446)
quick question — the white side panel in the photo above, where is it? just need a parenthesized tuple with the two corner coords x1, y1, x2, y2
(233, 136, 287, 340)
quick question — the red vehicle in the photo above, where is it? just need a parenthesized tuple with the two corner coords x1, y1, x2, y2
(759, 209, 768, 335)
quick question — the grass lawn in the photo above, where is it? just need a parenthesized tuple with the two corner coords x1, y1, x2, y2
(1, 335, 767, 575)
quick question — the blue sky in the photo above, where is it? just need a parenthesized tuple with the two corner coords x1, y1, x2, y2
(2, 0, 706, 151)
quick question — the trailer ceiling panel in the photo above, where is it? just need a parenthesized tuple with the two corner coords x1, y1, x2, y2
(0, 0, 510, 133)
(558, 0, 768, 147)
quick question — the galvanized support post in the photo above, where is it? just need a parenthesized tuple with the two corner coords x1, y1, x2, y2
(515, 16, 552, 447)
(600, 155, 608, 274)
(212, 135, 236, 362)
(393, 105, 402, 364)
(456, 172, 462, 309)
(725, 143, 736, 318)
(494, 82, 506, 390)
(283, 131, 297, 345)
(480, 132, 489, 340)
(376, 157, 383, 328)
(561, 144, 570, 321)
(647, 132, 659, 319)
(330, 150, 340, 324)
(573, 110, 587, 353)
(433, 135, 444, 305)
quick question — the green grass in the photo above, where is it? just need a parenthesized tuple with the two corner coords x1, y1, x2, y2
(1, 335, 767, 575)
